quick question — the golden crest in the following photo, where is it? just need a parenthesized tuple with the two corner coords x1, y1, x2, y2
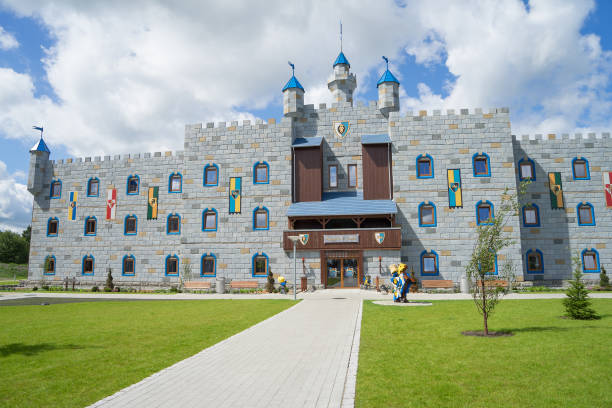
(333, 121, 350, 139)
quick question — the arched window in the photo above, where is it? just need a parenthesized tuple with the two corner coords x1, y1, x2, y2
(203, 164, 219, 187)
(82, 255, 95, 276)
(518, 157, 535, 181)
(418, 202, 436, 227)
(47, 217, 59, 237)
(475, 200, 494, 225)
(572, 157, 590, 180)
(50, 180, 62, 199)
(124, 214, 138, 235)
(84, 216, 97, 236)
(577, 202, 595, 226)
(252, 253, 269, 277)
(126, 175, 140, 195)
(44, 255, 56, 275)
(165, 254, 179, 276)
(420, 250, 439, 276)
(473, 153, 491, 177)
(87, 177, 100, 197)
(581, 249, 600, 273)
(522, 204, 540, 227)
(202, 208, 218, 231)
(253, 161, 269, 184)
(167, 213, 181, 235)
(416, 154, 434, 179)
(526, 249, 544, 274)
(168, 172, 182, 193)
(122, 255, 135, 276)
(253, 207, 269, 230)
(201, 253, 216, 277)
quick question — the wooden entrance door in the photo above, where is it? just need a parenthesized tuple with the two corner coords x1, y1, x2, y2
(325, 257, 359, 288)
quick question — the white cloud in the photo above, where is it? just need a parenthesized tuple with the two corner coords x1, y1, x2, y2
(0, 160, 32, 232)
(0, 25, 18, 50)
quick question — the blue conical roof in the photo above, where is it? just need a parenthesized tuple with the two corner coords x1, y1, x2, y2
(377, 69, 400, 87)
(30, 137, 50, 153)
(333, 52, 350, 68)
(282, 75, 305, 92)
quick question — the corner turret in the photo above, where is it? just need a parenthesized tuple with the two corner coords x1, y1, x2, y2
(377, 56, 400, 115)
(327, 52, 356, 105)
(282, 62, 305, 118)
(28, 136, 50, 195)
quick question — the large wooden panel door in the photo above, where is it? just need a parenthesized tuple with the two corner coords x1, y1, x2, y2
(294, 147, 322, 202)
(362, 144, 391, 200)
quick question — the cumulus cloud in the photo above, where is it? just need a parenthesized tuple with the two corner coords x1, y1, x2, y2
(0, 160, 32, 232)
(0, 25, 18, 50)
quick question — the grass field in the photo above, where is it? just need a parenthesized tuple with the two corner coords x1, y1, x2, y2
(0, 299, 296, 408)
(356, 299, 612, 408)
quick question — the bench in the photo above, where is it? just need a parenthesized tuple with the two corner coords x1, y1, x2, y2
(183, 281, 212, 291)
(477, 280, 509, 288)
(229, 281, 259, 289)
(421, 280, 455, 289)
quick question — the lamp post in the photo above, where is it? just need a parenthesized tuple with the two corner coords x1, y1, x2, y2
(288, 236, 299, 300)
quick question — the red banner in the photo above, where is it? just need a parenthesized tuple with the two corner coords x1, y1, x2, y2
(106, 188, 117, 220)
(604, 172, 612, 208)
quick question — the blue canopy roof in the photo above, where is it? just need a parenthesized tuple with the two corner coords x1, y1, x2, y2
(282, 75, 305, 92)
(361, 134, 391, 144)
(333, 52, 350, 68)
(376, 69, 400, 87)
(287, 191, 397, 217)
(30, 137, 50, 153)
(292, 137, 323, 148)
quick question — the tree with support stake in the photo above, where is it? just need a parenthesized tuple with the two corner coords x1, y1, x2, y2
(563, 255, 599, 320)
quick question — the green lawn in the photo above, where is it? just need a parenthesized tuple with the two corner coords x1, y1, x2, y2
(357, 299, 612, 408)
(0, 299, 296, 408)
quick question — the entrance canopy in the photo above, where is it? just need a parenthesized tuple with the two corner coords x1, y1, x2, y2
(287, 191, 397, 217)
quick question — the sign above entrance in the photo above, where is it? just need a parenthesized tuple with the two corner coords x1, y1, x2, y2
(299, 233, 309, 245)
(333, 121, 350, 139)
(324, 234, 359, 244)
(374, 232, 385, 245)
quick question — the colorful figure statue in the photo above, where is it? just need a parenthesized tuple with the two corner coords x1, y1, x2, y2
(390, 263, 415, 303)
(278, 276, 287, 294)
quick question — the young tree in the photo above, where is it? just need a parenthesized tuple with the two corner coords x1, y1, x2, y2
(563, 255, 599, 320)
(599, 266, 610, 290)
(266, 271, 275, 293)
(104, 268, 114, 292)
(180, 262, 193, 290)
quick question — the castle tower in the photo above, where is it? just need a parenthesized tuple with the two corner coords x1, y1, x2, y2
(27, 136, 50, 194)
(327, 52, 357, 105)
(377, 57, 400, 115)
(282, 63, 305, 118)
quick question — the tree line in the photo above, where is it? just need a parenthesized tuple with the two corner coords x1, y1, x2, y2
(0, 226, 31, 264)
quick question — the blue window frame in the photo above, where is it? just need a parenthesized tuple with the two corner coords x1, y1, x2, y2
(522, 204, 540, 227)
(518, 157, 536, 181)
(253, 161, 270, 184)
(526, 249, 544, 274)
(44, 255, 56, 275)
(122, 254, 135, 276)
(124, 214, 138, 235)
(126, 175, 140, 195)
(478, 251, 498, 275)
(473, 153, 491, 177)
(577, 202, 595, 226)
(167, 213, 181, 235)
(418, 202, 437, 227)
(202, 208, 218, 231)
(47, 217, 59, 236)
(420, 250, 439, 276)
(581, 249, 600, 273)
(87, 177, 100, 197)
(82, 254, 95, 276)
(252, 252, 269, 277)
(203, 164, 219, 187)
(201, 253, 216, 277)
(253, 206, 269, 230)
(416, 154, 434, 179)
(84, 216, 97, 236)
(165, 254, 179, 276)
(476, 200, 494, 225)
(168, 172, 182, 193)
(572, 157, 590, 180)
(50, 179, 62, 199)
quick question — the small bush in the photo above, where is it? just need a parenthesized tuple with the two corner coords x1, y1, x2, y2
(41, 285, 49, 290)
(32, 286, 38, 291)
(600, 266, 610, 290)
(104, 269, 114, 292)
(113, 287, 120, 292)
(91, 286, 99, 292)
(169, 286, 179, 293)
(266, 271, 274, 293)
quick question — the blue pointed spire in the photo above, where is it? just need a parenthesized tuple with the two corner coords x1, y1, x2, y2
(30, 137, 51, 153)
(282, 75, 305, 92)
(333, 51, 350, 68)
(376, 69, 400, 87)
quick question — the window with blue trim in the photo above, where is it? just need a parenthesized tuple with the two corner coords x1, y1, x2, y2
(167, 213, 181, 234)
(201, 253, 216, 276)
(47, 217, 59, 236)
(418, 202, 436, 227)
(204, 164, 219, 186)
(82, 255, 94, 275)
(202, 208, 217, 231)
(50, 180, 62, 199)
(478, 251, 498, 275)
(253, 207, 269, 230)
(526, 249, 544, 274)
(577, 202, 595, 226)
(169, 172, 182, 193)
(582, 249, 600, 273)
(124, 215, 138, 235)
(518, 158, 535, 180)
(476, 201, 494, 225)
(420, 250, 439, 276)
(44, 255, 56, 275)
(572, 157, 590, 180)
(87, 177, 100, 197)
(473, 153, 491, 177)
(123, 255, 135, 276)
(252, 253, 268, 277)
(416, 154, 434, 178)
(84, 216, 97, 236)
(254, 162, 269, 184)
(165, 254, 179, 276)
(127, 175, 140, 195)
(522, 204, 540, 227)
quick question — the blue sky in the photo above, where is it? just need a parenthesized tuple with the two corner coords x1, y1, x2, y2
(0, 0, 611, 231)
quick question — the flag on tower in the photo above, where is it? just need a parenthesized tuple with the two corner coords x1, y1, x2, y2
(106, 188, 117, 220)
(549, 172, 564, 209)
(68, 191, 78, 220)
(604, 171, 612, 208)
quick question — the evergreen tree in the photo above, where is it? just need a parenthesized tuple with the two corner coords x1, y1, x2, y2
(563, 257, 598, 320)
(599, 266, 610, 290)
(266, 271, 275, 293)
(104, 269, 114, 292)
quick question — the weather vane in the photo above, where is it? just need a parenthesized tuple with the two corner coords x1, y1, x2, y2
(340, 20, 343, 52)
(382, 56, 389, 70)
(288, 61, 295, 76)
(33, 125, 44, 138)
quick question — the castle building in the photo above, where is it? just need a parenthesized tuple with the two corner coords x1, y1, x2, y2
(27, 51, 611, 288)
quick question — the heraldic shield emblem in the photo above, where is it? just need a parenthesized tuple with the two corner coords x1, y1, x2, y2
(375, 232, 385, 245)
(333, 121, 350, 139)
(299, 234, 309, 245)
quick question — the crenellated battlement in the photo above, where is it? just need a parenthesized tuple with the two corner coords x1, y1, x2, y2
(50, 150, 185, 167)
(512, 132, 611, 142)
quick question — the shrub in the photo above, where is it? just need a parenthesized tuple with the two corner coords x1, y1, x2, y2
(600, 266, 610, 290)
(266, 271, 274, 293)
(91, 286, 99, 292)
(32, 286, 38, 291)
(563, 257, 599, 320)
(41, 285, 49, 290)
(104, 269, 114, 292)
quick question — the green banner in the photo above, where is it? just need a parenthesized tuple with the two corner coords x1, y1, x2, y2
(548, 172, 564, 209)
(147, 186, 159, 219)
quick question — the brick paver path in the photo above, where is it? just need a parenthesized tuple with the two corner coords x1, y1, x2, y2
(89, 297, 362, 408)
